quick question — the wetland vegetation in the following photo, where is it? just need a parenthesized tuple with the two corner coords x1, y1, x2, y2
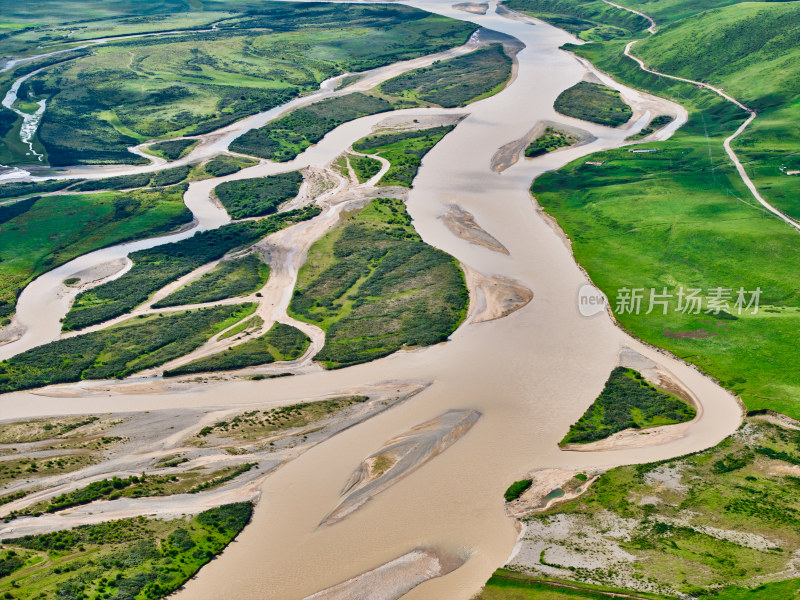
(525, 127, 578, 157)
(214, 171, 303, 219)
(0, 304, 255, 392)
(0, 503, 253, 600)
(165, 322, 310, 376)
(352, 125, 456, 187)
(289, 198, 468, 368)
(154, 253, 270, 308)
(561, 367, 696, 445)
(0, 187, 191, 321)
(63, 206, 319, 330)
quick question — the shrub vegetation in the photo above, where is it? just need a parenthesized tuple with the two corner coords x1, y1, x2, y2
(553, 81, 632, 127)
(214, 171, 303, 219)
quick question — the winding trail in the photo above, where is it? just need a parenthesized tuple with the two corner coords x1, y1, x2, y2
(602, 0, 800, 233)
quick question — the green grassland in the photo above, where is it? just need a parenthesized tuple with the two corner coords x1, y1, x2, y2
(515, 419, 800, 598)
(193, 396, 369, 441)
(378, 44, 513, 108)
(166, 322, 311, 376)
(349, 154, 382, 183)
(230, 44, 511, 163)
(154, 253, 269, 308)
(0, 187, 191, 320)
(503, 0, 650, 41)
(0, 503, 252, 600)
(0, 304, 255, 392)
(8, 3, 477, 166)
(351, 125, 456, 187)
(627, 114, 673, 140)
(553, 81, 632, 127)
(63, 206, 319, 331)
(289, 198, 468, 368)
(144, 138, 198, 160)
(560, 367, 696, 445)
(525, 127, 578, 157)
(529, 2, 800, 419)
(214, 171, 303, 219)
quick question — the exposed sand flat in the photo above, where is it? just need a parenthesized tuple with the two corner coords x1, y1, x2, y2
(320, 409, 480, 526)
(464, 267, 533, 323)
(441, 204, 509, 254)
(304, 548, 468, 600)
(453, 2, 489, 15)
(504, 468, 600, 520)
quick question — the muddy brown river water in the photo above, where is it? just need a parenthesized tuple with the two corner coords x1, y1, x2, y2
(0, 1, 741, 598)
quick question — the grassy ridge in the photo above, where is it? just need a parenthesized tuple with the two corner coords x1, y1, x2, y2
(531, 7, 800, 418)
(560, 367, 696, 444)
(166, 322, 311, 376)
(289, 198, 468, 368)
(214, 171, 303, 219)
(154, 253, 269, 308)
(0, 304, 255, 393)
(352, 125, 456, 187)
(503, 0, 649, 40)
(553, 81, 632, 127)
(0, 188, 192, 320)
(64, 206, 319, 331)
(379, 44, 513, 107)
(0, 503, 252, 600)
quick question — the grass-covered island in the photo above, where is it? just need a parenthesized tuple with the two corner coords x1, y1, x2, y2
(554, 81, 632, 127)
(525, 127, 578, 158)
(0, 503, 253, 600)
(561, 367, 696, 445)
(214, 172, 303, 219)
(289, 198, 468, 368)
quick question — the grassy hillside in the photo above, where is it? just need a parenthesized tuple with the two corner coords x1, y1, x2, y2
(289, 198, 468, 368)
(514, 0, 800, 418)
(503, 0, 649, 40)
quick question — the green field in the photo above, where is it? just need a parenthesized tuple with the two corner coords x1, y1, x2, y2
(165, 322, 310, 376)
(561, 367, 696, 444)
(511, 418, 800, 597)
(5, 3, 477, 166)
(378, 44, 512, 107)
(289, 198, 468, 368)
(351, 125, 456, 187)
(0, 304, 255, 392)
(529, 0, 800, 419)
(0, 503, 252, 600)
(214, 171, 303, 219)
(476, 570, 672, 599)
(154, 253, 269, 308)
(63, 207, 319, 330)
(553, 81, 632, 127)
(0, 188, 191, 320)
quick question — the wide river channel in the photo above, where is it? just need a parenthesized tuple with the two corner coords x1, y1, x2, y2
(0, 1, 743, 598)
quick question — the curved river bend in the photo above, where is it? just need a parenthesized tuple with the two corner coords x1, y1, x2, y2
(0, 2, 741, 599)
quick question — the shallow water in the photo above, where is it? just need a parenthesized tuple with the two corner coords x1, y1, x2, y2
(0, 2, 740, 599)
